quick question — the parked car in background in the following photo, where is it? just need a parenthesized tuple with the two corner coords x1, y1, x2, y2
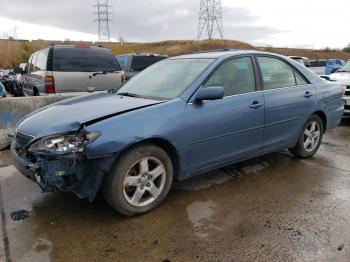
(289, 56, 311, 67)
(325, 59, 344, 75)
(0, 82, 6, 97)
(116, 53, 168, 81)
(329, 59, 350, 116)
(309, 60, 326, 75)
(1, 68, 25, 96)
(22, 45, 123, 96)
(11, 50, 343, 216)
(19, 63, 27, 71)
(1, 70, 11, 92)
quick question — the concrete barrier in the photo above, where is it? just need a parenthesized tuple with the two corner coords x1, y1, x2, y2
(0, 93, 84, 150)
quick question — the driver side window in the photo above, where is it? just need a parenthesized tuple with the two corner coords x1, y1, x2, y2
(204, 57, 256, 97)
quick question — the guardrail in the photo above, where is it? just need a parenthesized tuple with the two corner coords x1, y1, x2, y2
(0, 93, 85, 150)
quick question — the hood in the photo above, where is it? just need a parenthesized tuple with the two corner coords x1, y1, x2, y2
(330, 72, 350, 85)
(17, 92, 161, 139)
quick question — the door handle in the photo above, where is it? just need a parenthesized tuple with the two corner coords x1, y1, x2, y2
(249, 101, 264, 109)
(304, 91, 313, 98)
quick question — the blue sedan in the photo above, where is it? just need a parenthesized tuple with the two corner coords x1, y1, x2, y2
(11, 50, 344, 215)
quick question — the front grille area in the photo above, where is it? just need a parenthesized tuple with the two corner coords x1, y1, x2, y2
(15, 130, 34, 147)
(345, 105, 350, 110)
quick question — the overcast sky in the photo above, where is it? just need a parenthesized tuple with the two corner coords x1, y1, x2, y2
(0, 0, 348, 49)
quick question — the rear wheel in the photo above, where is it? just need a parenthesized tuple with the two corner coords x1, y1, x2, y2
(289, 114, 323, 158)
(103, 143, 173, 216)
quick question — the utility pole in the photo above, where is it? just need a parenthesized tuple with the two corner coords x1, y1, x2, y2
(94, 0, 112, 41)
(197, 0, 224, 40)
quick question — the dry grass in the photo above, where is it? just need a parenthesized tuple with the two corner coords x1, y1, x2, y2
(0, 39, 349, 68)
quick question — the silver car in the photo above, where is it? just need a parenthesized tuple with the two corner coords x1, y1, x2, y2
(22, 45, 123, 95)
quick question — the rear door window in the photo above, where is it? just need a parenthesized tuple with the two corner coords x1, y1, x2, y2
(130, 55, 168, 72)
(52, 48, 121, 72)
(27, 54, 34, 73)
(257, 57, 296, 90)
(35, 48, 49, 71)
(29, 52, 38, 73)
(295, 72, 307, 85)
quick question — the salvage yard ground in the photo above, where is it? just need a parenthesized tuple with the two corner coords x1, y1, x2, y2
(0, 119, 349, 262)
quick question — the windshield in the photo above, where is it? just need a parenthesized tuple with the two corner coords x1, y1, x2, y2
(338, 60, 350, 72)
(117, 58, 214, 100)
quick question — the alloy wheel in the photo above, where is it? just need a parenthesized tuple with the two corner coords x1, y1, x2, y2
(122, 156, 166, 207)
(303, 120, 321, 152)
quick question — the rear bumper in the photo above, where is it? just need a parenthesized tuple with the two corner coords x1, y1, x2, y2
(11, 141, 116, 201)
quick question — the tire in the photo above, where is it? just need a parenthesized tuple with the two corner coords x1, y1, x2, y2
(103, 143, 173, 216)
(289, 114, 324, 158)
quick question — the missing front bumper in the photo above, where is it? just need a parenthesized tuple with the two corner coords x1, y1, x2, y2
(11, 141, 116, 201)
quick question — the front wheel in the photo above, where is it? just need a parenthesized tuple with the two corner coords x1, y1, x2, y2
(103, 143, 173, 216)
(289, 114, 323, 158)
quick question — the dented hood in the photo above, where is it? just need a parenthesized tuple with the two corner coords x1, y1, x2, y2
(17, 92, 161, 139)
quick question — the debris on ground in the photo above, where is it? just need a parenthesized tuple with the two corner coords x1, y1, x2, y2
(337, 243, 344, 251)
(10, 210, 30, 221)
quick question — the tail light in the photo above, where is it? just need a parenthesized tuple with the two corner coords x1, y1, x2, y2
(121, 71, 126, 83)
(340, 85, 346, 96)
(45, 76, 55, 94)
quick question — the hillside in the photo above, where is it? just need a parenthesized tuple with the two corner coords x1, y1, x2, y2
(0, 39, 349, 68)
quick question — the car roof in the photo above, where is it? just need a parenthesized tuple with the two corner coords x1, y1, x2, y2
(170, 50, 274, 60)
(51, 45, 106, 50)
(117, 53, 168, 57)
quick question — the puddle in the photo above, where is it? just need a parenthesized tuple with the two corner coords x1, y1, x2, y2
(241, 162, 268, 174)
(176, 170, 231, 191)
(19, 238, 52, 262)
(186, 200, 221, 238)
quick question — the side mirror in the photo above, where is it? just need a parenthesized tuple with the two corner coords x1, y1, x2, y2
(195, 86, 224, 102)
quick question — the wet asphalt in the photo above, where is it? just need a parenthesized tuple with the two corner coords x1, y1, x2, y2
(0, 119, 349, 262)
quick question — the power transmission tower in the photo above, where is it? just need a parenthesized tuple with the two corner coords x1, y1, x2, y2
(197, 0, 224, 40)
(94, 0, 112, 41)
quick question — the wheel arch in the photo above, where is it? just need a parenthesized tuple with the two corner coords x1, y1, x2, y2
(118, 137, 181, 180)
(312, 110, 327, 132)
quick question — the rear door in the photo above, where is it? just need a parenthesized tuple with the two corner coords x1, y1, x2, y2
(23, 52, 39, 95)
(256, 56, 316, 150)
(52, 47, 123, 92)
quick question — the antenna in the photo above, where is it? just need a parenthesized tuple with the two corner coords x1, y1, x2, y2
(93, 0, 112, 41)
(197, 0, 224, 40)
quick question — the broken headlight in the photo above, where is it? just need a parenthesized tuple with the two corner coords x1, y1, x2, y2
(28, 132, 100, 153)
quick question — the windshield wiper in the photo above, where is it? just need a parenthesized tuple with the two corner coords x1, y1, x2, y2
(117, 92, 143, 98)
(336, 70, 350, 73)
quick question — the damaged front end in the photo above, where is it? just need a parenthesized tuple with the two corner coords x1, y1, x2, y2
(11, 129, 116, 201)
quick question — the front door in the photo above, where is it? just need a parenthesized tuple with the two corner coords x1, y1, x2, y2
(184, 56, 265, 173)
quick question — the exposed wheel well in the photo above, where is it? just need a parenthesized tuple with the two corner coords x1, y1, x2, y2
(313, 111, 327, 132)
(120, 138, 181, 179)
